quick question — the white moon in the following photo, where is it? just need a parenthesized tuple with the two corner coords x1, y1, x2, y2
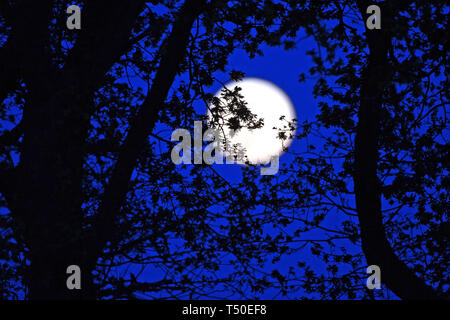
(208, 78, 297, 164)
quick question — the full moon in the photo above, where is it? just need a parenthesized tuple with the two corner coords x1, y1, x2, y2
(208, 78, 297, 164)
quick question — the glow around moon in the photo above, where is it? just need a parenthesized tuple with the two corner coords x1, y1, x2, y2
(208, 78, 297, 164)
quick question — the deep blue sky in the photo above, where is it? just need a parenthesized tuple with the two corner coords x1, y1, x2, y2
(136, 34, 367, 299)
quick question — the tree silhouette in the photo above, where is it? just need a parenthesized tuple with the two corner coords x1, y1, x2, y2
(0, 0, 306, 300)
(265, 0, 447, 299)
(353, 0, 446, 299)
(0, 0, 448, 300)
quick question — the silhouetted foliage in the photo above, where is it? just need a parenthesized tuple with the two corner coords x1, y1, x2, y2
(0, 0, 447, 300)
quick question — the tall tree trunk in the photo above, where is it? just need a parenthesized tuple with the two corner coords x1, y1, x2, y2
(4, 0, 147, 299)
(19, 79, 95, 299)
(354, 0, 442, 300)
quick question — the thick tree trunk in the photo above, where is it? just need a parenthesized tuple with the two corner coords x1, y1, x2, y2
(19, 82, 95, 299)
(3, 1, 146, 299)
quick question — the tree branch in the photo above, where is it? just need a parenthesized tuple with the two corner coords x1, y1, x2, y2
(90, 0, 207, 263)
(58, 0, 146, 112)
